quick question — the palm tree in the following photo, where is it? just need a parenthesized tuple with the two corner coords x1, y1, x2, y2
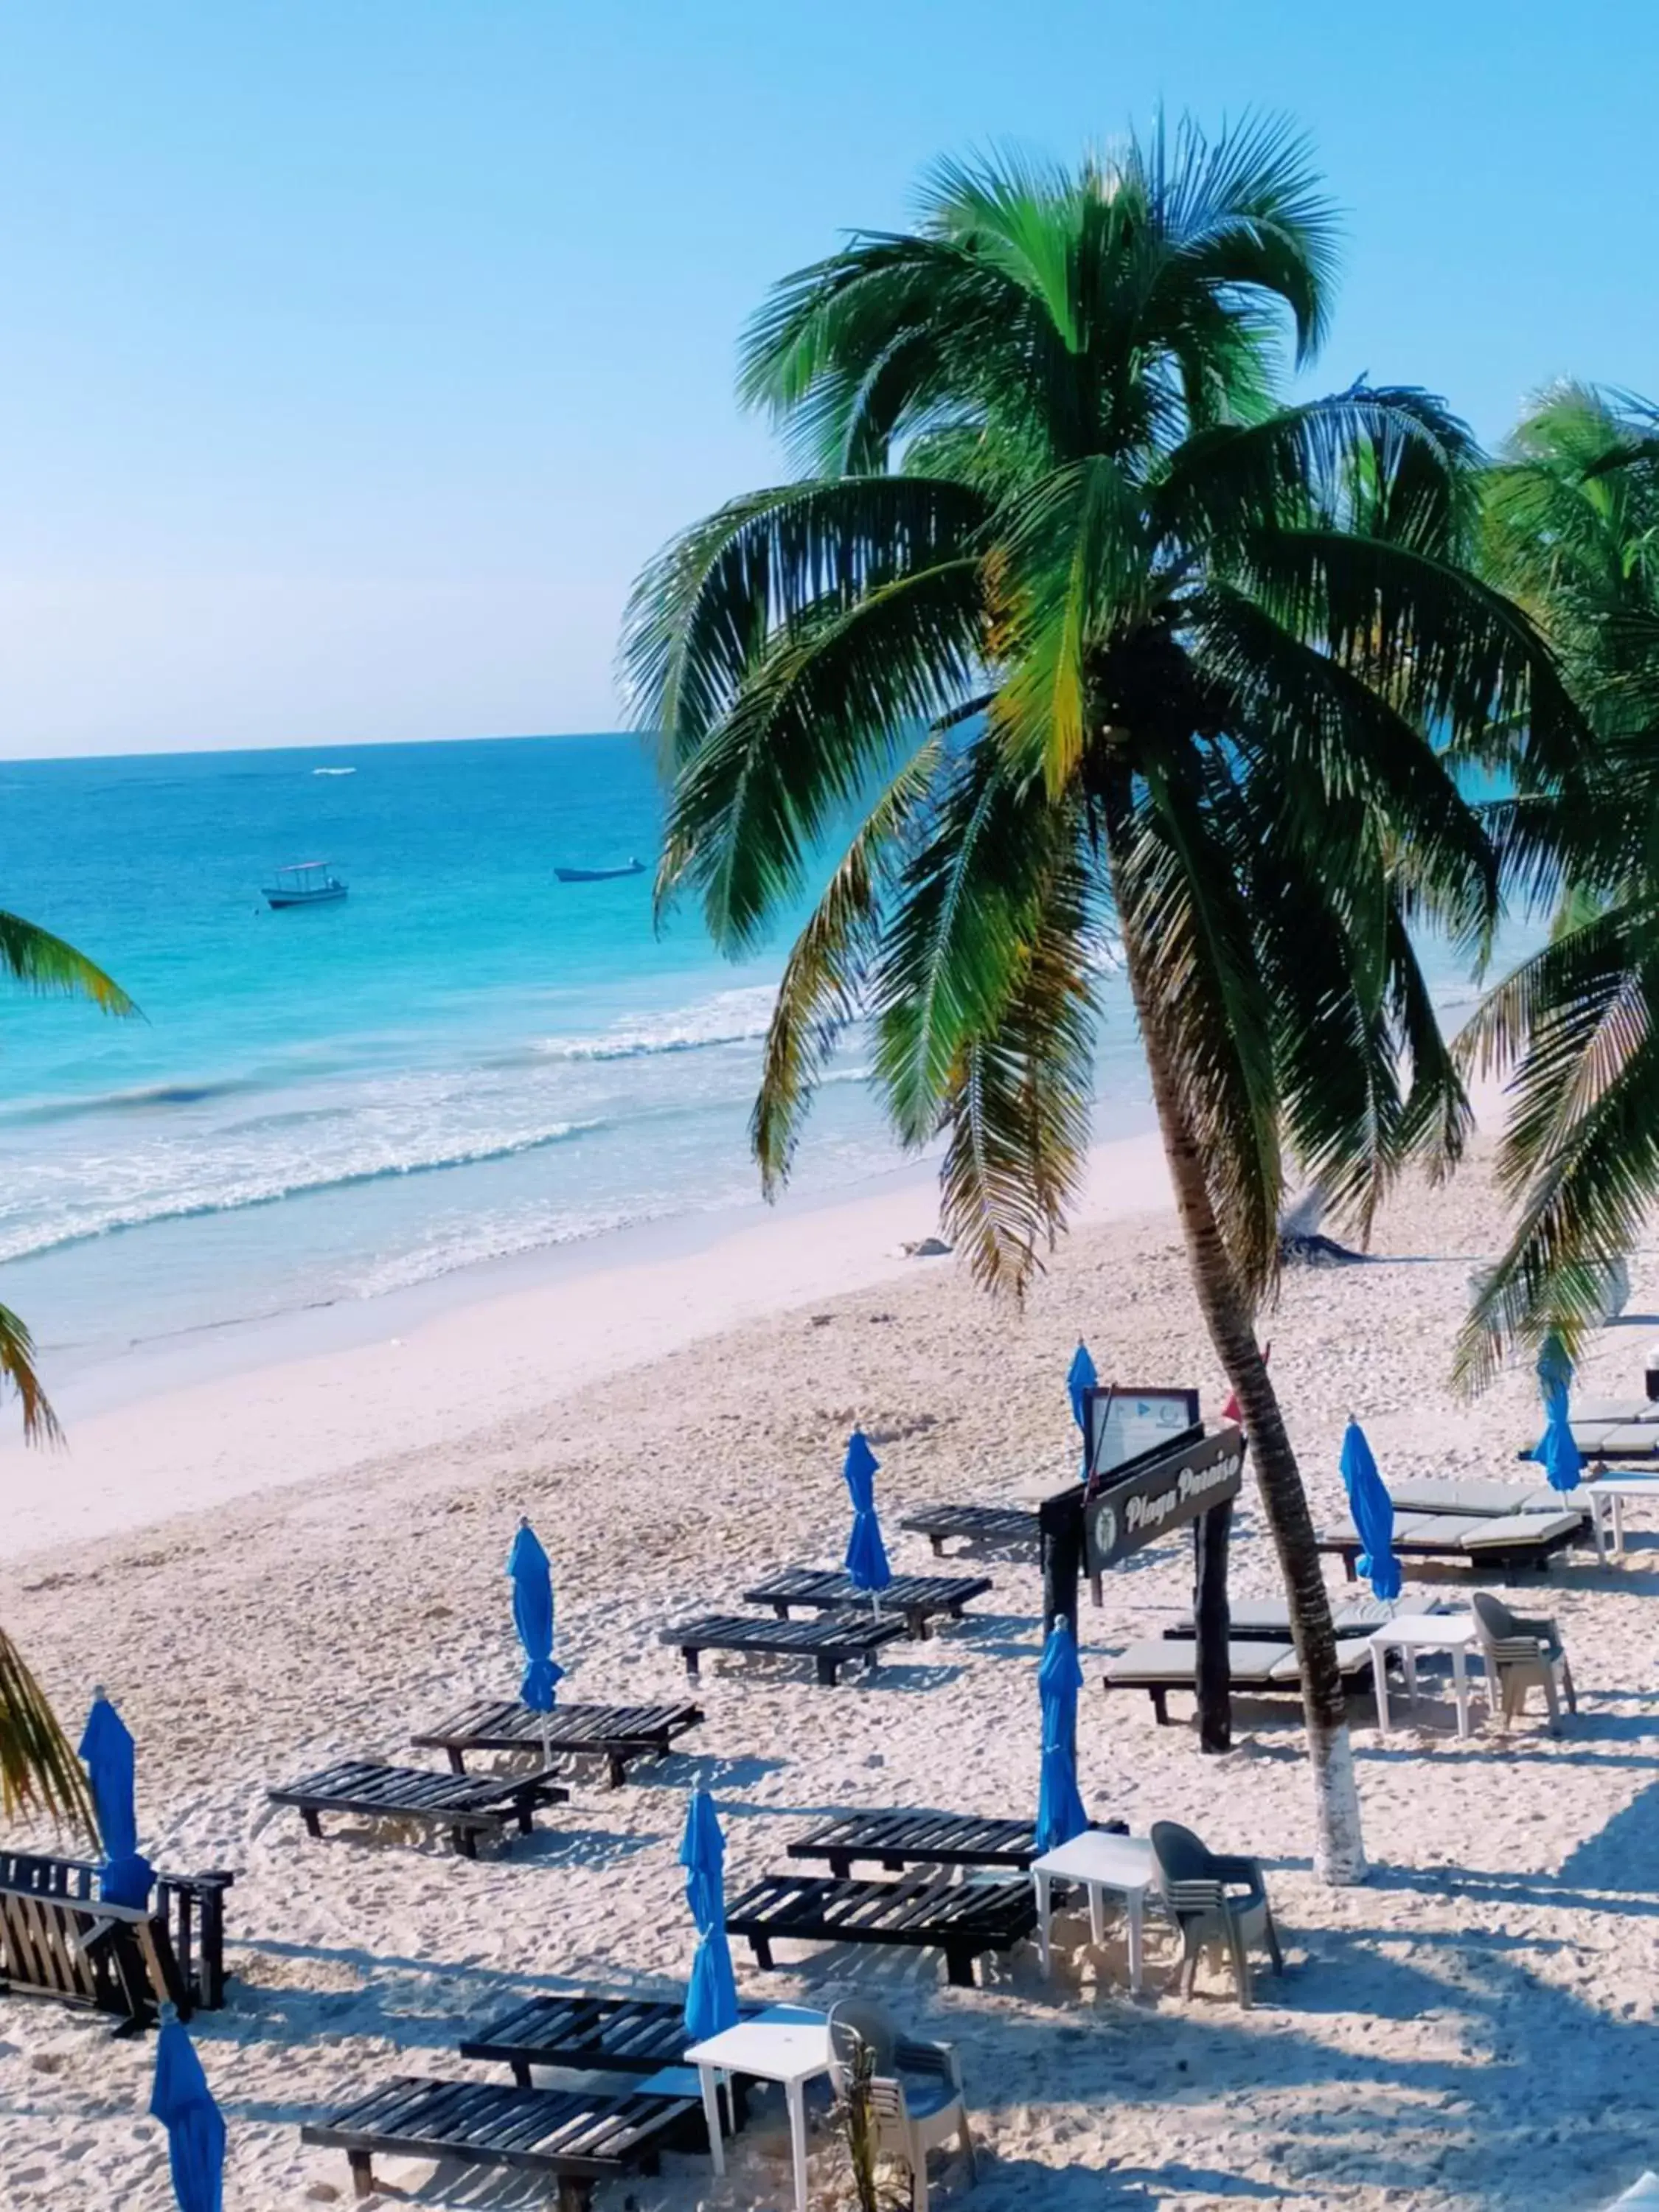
(0, 908, 134, 1833)
(1456, 385, 1659, 1382)
(623, 121, 1578, 1882)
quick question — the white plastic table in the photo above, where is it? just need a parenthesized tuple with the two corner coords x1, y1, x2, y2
(1032, 1829, 1158, 1992)
(1585, 1477, 1659, 1558)
(684, 2004, 831, 2212)
(1368, 1613, 1486, 1738)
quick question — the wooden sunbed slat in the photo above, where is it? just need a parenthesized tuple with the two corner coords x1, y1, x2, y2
(724, 1871, 1034, 1987)
(787, 1808, 1047, 1874)
(897, 1503, 1041, 1558)
(661, 1613, 908, 1686)
(740, 1569, 992, 1639)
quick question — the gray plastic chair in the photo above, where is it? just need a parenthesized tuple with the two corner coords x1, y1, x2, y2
(1470, 1591, 1577, 1733)
(1150, 1820, 1282, 2008)
(827, 1996, 974, 2211)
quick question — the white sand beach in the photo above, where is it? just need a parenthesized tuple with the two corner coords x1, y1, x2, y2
(3, 1134, 1658, 2212)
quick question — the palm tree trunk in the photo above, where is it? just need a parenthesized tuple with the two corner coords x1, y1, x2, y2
(1107, 866, 1366, 1884)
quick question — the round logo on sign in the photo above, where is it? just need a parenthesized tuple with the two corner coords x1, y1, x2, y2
(1095, 1503, 1118, 1561)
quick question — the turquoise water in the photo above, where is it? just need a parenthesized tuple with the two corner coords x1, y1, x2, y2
(0, 734, 1519, 1380)
(0, 734, 1152, 1374)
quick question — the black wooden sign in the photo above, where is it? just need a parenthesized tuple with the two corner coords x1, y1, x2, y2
(1082, 1423, 1246, 1573)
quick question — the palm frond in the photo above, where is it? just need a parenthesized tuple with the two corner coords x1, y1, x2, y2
(0, 913, 136, 1017)
(0, 1624, 94, 1834)
(0, 1300, 61, 1447)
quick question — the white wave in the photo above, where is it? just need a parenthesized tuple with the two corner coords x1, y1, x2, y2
(0, 1117, 607, 1265)
(312, 766, 356, 776)
(535, 983, 784, 1062)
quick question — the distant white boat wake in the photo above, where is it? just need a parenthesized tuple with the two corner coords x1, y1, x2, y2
(313, 766, 355, 776)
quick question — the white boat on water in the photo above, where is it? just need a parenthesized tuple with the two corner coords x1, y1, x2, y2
(263, 860, 348, 908)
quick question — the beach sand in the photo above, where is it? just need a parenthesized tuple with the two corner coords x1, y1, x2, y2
(2, 1131, 1657, 2211)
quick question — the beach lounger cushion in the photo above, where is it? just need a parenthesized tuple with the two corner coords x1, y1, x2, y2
(412, 1700, 703, 1785)
(302, 2075, 703, 2208)
(725, 1870, 1036, 1988)
(1388, 1478, 1577, 1517)
(1104, 1637, 1376, 1722)
(661, 1613, 907, 1685)
(741, 1568, 991, 1638)
(268, 1761, 567, 1856)
(1164, 1596, 1409, 1641)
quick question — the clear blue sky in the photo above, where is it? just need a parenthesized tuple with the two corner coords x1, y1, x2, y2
(4, 1, 1655, 757)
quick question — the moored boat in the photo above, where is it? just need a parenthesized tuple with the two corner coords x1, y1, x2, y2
(263, 860, 349, 908)
(554, 858, 646, 884)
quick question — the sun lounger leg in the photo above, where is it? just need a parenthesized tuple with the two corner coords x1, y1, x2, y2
(442, 1748, 467, 1776)
(815, 1655, 838, 1687)
(605, 1752, 628, 1789)
(1150, 1688, 1169, 1726)
(454, 1826, 479, 1858)
(928, 1534, 945, 1558)
(769, 1601, 790, 1619)
(557, 2181, 594, 2212)
(748, 1935, 773, 1969)
(302, 1809, 323, 1840)
(944, 1946, 976, 1989)
(682, 1647, 701, 1681)
(347, 2150, 375, 2202)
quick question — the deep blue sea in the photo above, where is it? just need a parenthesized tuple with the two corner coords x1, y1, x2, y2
(0, 734, 1517, 1382)
(0, 734, 1152, 1375)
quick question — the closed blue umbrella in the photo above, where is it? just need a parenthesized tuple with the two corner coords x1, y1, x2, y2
(679, 1788, 739, 2042)
(1533, 1332, 1582, 1494)
(842, 1430, 892, 1612)
(77, 1691, 153, 1909)
(507, 1518, 565, 1711)
(1036, 1621, 1088, 1852)
(1067, 1341, 1098, 1478)
(1339, 1421, 1402, 1602)
(151, 2009, 225, 2212)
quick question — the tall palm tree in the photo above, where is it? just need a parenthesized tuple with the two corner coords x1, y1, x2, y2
(623, 122, 1578, 1881)
(1457, 385, 1659, 1382)
(0, 908, 133, 1833)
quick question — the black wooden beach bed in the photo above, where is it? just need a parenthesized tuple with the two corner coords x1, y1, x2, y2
(268, 1761, 567, 1855)
(302, 2076, 704, 2209)
(412, 1700, 704, 1787)
(897, 1503, 1041, 1558)
(661, 1613, 907, 1686)
(786, 1809, 1043, 1877)
(461, 1991, 755, 2086)
(740, 1568, 992, 1639)
(723, 1869, 1037, 1987)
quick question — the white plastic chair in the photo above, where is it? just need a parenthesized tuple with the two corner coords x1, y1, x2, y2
(827, 1997, 974, 2211)
(1471, 1591, 1577, 1733)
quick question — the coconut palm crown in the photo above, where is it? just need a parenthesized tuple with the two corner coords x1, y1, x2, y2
(623, 119, 1579, 1879)
(1458, 383, 1659, 1382)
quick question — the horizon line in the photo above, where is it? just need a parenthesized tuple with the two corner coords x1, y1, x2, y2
(0, 727, 644, 767)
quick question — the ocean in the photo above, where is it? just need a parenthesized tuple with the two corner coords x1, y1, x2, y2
(0, 734, 1519, 1391)
(0, 734, 1155, 1383)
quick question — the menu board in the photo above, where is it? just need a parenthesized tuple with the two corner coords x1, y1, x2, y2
(1085, 1386, 1202, 1484)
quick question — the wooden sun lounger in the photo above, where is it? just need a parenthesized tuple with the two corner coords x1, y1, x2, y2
(787, 1809, 1047, 1877)
(1318, 1509, 1584, 1581)
(411, 1700, 704, 1787)
(1105, 1635, 1379, 1724)
(0, 1848, 233, 2032)
(724, 1869, 1037, 1988)
(460, 1992, 757, 2086)
(898, 1503, 1041, 1558)
(740, 1568, 992, 1639)
(1163, 1596, 1426, 1641)
(302, 2075, 705, 2211)
(661, 1613, 907, 1686)
(268, 1761, 568, 1856)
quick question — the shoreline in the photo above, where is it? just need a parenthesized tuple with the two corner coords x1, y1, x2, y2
(0, 1119, 1172, 1562)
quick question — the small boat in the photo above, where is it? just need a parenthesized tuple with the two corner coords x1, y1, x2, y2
(554, 858, 646, 884)
(263, 860, 349, 908)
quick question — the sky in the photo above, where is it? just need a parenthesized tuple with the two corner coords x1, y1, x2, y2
(3, 1, 1656, 758)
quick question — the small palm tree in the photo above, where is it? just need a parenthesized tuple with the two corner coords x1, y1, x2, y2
(1457, 385, 1659, 1380)
(624, 122, 1577, 1881)
(0, 907, 134, 1832)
